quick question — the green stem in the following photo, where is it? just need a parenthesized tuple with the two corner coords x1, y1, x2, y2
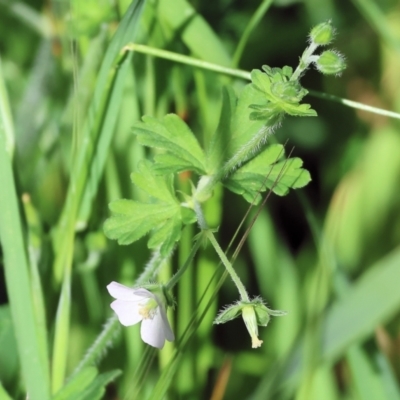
(290, 42, 318, 82)
(165, 233, 204, 291)
(123, 43, 251, 80)
(124, 43, 400, 120)
(194, 200, 209, 230)
(205, 230, 249, 302)
(308, 90, 400, 120)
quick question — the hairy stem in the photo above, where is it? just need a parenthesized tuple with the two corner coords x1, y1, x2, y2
(121, 43, 400, 120)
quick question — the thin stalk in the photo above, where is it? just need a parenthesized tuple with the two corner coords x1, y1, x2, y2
(123, 43, 251, 80)
(308, 89, 400, 120)
(124, 43, 400, 120)
(205, 230, 249, 302)
(232, 0, 273, 67)
(290, 42, 318, 82)
(165, 234, 204, 291)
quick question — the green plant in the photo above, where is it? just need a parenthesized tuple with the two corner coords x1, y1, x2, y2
(1, 1, 400, 399)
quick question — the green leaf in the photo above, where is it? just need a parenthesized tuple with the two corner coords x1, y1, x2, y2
(346, 345, 393, 400)
(104, 200, 178, 245)
(104, 164, 193, 255)
(147, 213, 182, 254)
(75, 369, 121, 400)
(181, 206, 197, 225)
(250, 68, 317, 119)
(227, 83, 266, 161)
(224, 144, 311, 203)
(133, 114, 207, 174)
(0, 382, 12, 400)
(157, 0, 231, 66)
(0, 306, 18, 385)
(0, 97, 51, 398)
(52, 367, 97, 400)
(322, 247, 400, 362)
(131, 160, 176, 203)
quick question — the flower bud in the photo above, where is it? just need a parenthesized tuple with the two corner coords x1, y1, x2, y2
(310, 21, 335, 45)
(242, 306, 263, 348)
(315, 50, 346, 75)
(215, 298, 286, 349)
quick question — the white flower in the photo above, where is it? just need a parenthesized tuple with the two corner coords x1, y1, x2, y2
(107, 281, 175, 349)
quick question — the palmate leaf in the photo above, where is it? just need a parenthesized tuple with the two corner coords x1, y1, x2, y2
(133, 114, 207, 175)
(104, 200, 178, 244)
(227, 83, 267, 161)
(224, 144, 311, 203)
(104, 163, 195, 255)
(131, 160, 176, 202)
(250, 68, 317, 119)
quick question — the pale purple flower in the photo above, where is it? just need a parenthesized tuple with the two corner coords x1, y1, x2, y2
(107, 281, 174, 349)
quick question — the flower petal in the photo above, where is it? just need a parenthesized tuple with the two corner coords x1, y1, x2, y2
(158, 305, 175, 342)
(140, 311, 166, 349)
(132, 288, 156, 300)
(110, 299, 143, 326)
(107, 282, 144, 301)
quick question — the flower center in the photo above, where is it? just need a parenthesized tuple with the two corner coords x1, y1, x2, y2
(139, 298, 158, 320)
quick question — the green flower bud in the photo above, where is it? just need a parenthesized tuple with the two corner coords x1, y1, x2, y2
(310, 21, 335, 45)
(315, 50, 346, 75)
(214, 298, 287, 349)
(242, 306, 263, 348)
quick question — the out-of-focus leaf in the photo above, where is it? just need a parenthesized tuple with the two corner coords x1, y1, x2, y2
(322, 246, 400, 361)
(75, 369, 121, 400)
(0, 383, 12, 400)
(157, 0, 231, 66)
(206, 86, 237, 173)
(325, 127, 400, 272)
(0, 306, 18, 385)
(346, 345, 390, 400)
(52, 367, 97, 400)
(376, 352, 400, 400)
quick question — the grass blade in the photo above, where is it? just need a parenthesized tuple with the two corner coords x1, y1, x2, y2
(0, 82, 50, 399)
(51, 0, 146, 392)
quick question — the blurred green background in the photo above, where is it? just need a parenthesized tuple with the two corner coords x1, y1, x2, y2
(1, 0, 400, 399)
